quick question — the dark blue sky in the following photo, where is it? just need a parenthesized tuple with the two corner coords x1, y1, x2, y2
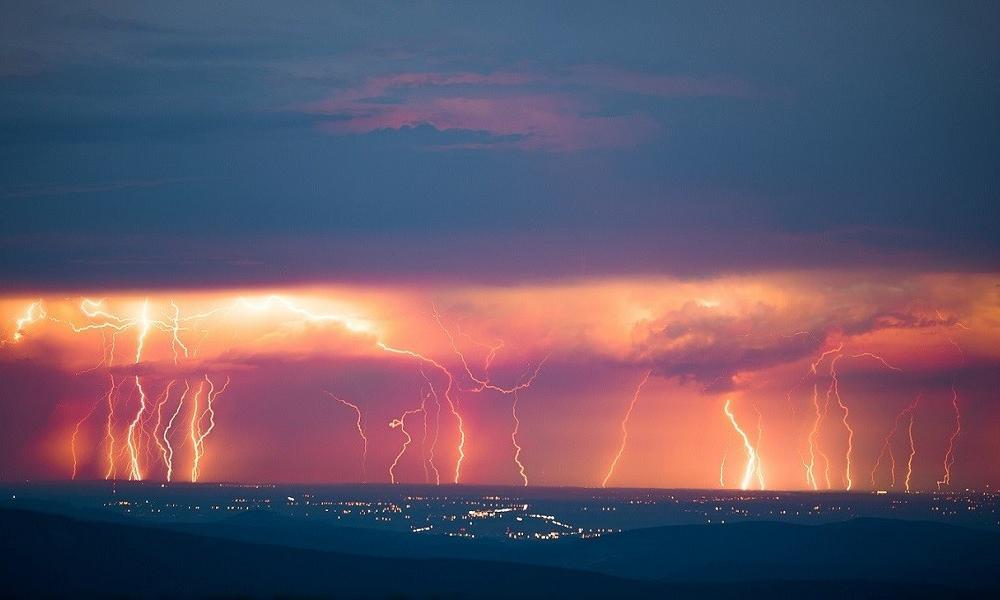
(1, 1, 998, 290)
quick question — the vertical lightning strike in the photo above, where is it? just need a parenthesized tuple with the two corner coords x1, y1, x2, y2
(601, 370, 653, 488)
(804, 344, 842, 490)
(827, 355, 854, 490)
(70, 397, 101, 479)
(190, 375, 229, 483)
(905, 395, 921, 492)
(419, 389, 431, 483)
(511, 389, 528, 486)
(125, 376, 148, 481)
(805, 383, 831, 490)
(753, 402, 766, 490)
(824, 350, 902, 491)
(151, 381, 177, 479)
(188, 381, 206, 482)
(723, 398, 764, 491)
(388, 406, 424, 484)
(719, 452, 727, 488)
(124, 300, 153, 481)
(432, 311, 546, 483)
(870, 400, 913, 489)
(936, 319, 966, 491)
(162, 380, 189, 482)
(325, 392, 368, 482)
(376, 342, 464, 483)
(419, 370, 442, 485)
(103, 375, 120, 480)
(938, 385, 962, 489)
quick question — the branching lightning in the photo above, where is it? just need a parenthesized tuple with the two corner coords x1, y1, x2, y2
(804, 343, 901, 491)
(433, 310, 547, 484)
(190, 375, 230, 482)
(377, 341, 464, 483)
(388, 404, 424, 484)
(125, 376, 148, 481)
(162, 380, 189, 482)
(870, 395, 920, 489)
(150, 380, 177, 480)
(2, 301, 46, 344)
(419, 370, 443, 485)
(805, 342, 843, 490)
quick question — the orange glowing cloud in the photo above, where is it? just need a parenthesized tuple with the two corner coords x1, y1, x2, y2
(1, 270, 998, 489)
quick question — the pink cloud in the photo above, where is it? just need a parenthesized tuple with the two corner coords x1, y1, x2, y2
(300, 67, 754, 151)
(317, 93, 657, 151)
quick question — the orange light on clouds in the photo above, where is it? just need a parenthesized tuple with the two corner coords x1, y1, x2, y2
(2, 271, 998, 489)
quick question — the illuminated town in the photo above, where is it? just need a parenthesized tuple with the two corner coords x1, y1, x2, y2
(5, 483, 999, 541)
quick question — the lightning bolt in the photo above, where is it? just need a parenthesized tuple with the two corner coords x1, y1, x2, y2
(433, 311, 547, 484)
(719, 451, 727, 488)
(122, 300, 154, 481)
(150, 381, 177, 480)
(419, 369, 442, 485)
(2, 300, 46, 344)
(433, 309, 544, 395)
(162, 380, 189, 482)
(419, 388, 432, 483)
(810, 343, 844, 375)
(102, 375, 121, 480)
(753, 401, 766, 490)
(325, 392, 368, 482)
(836, 352, 902, 490)
(826, 355, 854, 490)
(388, 404, 424, 484)
(235, 295, 372, 334)
(125, 376, 148, 481)
(601, 369, 652, 488)
(232, 295, 469, 484)
(905, 394, 921, 492)
(70, 396, 101, 480)
(188, 381, 206, 482)
(169, 301, 189, 365)
(723, 397, 765, 491)
(938, 384, 962, 489)
(871, 401, 906, 489)
(376, 341, 464, 483)
(806, 390, 833, 487)
(190, 375, 230, 482)
(511, 388, 528, 486)
(804, 343, 843, 489)
(811, 347, 901, 491)
(937, 315, 966, 491)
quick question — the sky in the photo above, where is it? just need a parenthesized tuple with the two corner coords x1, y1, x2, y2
(0, 2, 998, 490)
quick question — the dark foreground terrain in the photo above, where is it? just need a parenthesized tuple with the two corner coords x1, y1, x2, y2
(2, 507, 998, 598)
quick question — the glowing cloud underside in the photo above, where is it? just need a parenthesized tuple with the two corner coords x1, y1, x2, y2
(0, 273, 996, 489)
